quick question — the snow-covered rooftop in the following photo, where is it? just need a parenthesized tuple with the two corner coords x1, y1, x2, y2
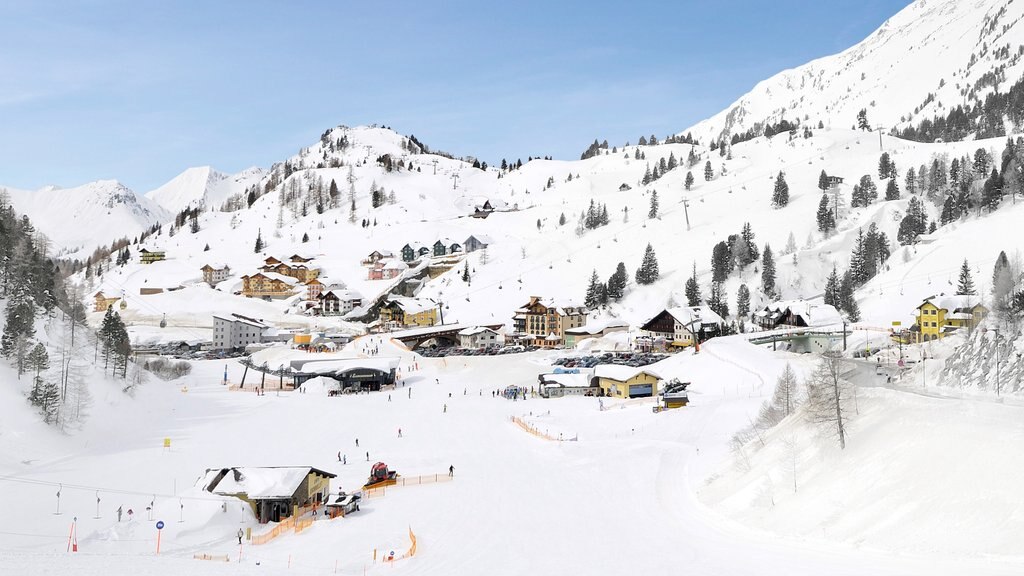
(594, 364, 661, 382)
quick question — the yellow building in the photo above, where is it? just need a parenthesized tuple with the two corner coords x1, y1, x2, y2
(139, 248, 166, 264)
(379, 297, 439, 329)
(914, 295, 987, 342)
(93, 291, 120, 312)
(594, 365, 661, 398)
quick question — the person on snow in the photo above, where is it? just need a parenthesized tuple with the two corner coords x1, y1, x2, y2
(355, 438, 359, 447)
(343, 454, 347, 465)
(237, 528, 244, 545)
(443, 403, 447, 413)
(398, 428, 402, 438)
(448, 465, 454, 477)
(117, 506, 123, 522)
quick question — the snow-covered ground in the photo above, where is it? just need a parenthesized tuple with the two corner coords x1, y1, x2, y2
(3, 335, 1024, 575)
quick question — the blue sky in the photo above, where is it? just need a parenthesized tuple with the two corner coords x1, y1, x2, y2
(0, 0, 911, 192)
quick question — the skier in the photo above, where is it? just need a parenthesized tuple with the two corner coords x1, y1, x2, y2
(398, 428, 402, 438)
(337, 451, 342, 462)
(343, 454, 347, 465)
(388, 394, 392, 402)
(237, 528, 244, 545)
(443, 403, 447, 413)
(366, 451, 369, 461)
(448, 465, 454, 477)
(117, 506, 123, 522)
(355, 438, 359, 447)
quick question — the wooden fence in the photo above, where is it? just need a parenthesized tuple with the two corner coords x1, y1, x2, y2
(510, 416, 577, 441)
(250, 503, 316, 545)
(363, 474, 453, 499)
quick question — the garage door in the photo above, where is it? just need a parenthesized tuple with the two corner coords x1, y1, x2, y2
(628, 384, 653, 398)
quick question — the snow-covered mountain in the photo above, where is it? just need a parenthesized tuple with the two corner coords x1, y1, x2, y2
(144, 165, 266, 213)
(687, 0, 1024, 143)
(3, 180, 168, 255)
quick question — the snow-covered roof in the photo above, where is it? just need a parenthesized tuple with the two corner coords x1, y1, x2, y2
(387, 296, 436, 314)
(539, 373, 592, 388)
(383, 260, 408, 270)
(465, 234, 494, 245)
(920, 294, 984, 313)
(321, 289, 362, 301)
(755, 300, 842, 327)
(213, 314, 266, 329)
(295, 356, 401, 376)
(204, 466, 335, 499)
(254, 272, 300, 286)
(594, 364, 661, 382)
(458, 326, 498, 337)
(565, 318, 630, 335)
(201, 263, 229, 270)
(666, 306, 725, 328)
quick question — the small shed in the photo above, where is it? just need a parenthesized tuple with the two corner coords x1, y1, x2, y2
(201, 466, 336, 524)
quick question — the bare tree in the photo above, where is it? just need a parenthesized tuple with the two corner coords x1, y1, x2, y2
(805, 352, 852, 449)
(757, 363, 800, 428)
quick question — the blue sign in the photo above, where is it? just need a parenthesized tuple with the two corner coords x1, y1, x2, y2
(156, 520, 165, 530)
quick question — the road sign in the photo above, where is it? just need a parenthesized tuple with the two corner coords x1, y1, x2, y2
(163, 438, 171, 449)
(156, 520, 165, 530)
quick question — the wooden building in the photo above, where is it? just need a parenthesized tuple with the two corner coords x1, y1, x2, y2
(201, 466, 335, 524)
(139, 249, 166, 264)
(240, 272, 299, 298)
(93, 291, 120, 313)
(511, 296, 588, 348)
(200, 264, 231, 287)
(594, 365, 661, 398)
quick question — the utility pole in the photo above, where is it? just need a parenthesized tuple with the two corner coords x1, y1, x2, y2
(432, 159, 438, 175)
(682, 198, 691, 231)
(875, 125, 885, 152)
(830, 180, 839, 223)
(452, 174, 459, 190)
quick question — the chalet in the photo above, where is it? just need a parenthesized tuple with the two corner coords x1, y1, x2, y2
(379, 297, 439, 329)
(432, 239, 449, 257)
(594, 365, 661, 398)
(289, 254, 314, 264)
(200, 466, 335, 524)
(618, 183, 632, 191)
(825, 176, 844, 187)
(640, 306, 725, 349)
(261, 260, 320, 283)
(563, 319, 630, 348)
(317, 290, 363, 316)
(262, 256, 283, 268)
(240, 272, 299, 299)
(512, 296, 588, 348)
(538, 372, 597, 398)
(912, 295, 987, 343)
(382, 259, 407, 279)
(212, 314, 267, 351)
(200, 264, 231, 287)
(754, 301, 843, 331)
(471, 200, 494, 218)
(139, 248, 166, 264)
(361, 250, 394, 266)
(305, 278, 326, 301)
(401, 242, 431, 262)
(93, 291, 120, 313)
(463, 234, 493, 253)
(458, 326, 500, 349)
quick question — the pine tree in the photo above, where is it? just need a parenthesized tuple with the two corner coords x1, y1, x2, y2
(254, 230, 264, 253)
(684, 263, 702, 306)
(957, 259, 976, 295)
(685, 171, 694, 190)
(302, 232, 309, 243)
(992, 251, 1014, 312)
(772, 171, 789, 207)
(648, 190, 659, 219)
(635, 243, 660, 285)
(711, 242, 732, 282)
(708, 281, 729, 318)
(857, 108, 869, 130)
(905, 167, 917, 196)
(761, 243, 776, 297)
(849, 228, 867, 285)
(818, 169, 830, 192)
(558, 213, 566, 226)
(739, 222, 759, 266)
(878, 152, 892, 180)
(839, 270, 860, 321)
(607, 262, 627, 300)
(736, 284, 751, 318)
(784, 232, 798, 255)
(823, 267, 841, 308)
(704, 161, 713, 181)
(885, 178, 900, 201)
(816, 194, 836, 233)
(585, 269, 603, 308)
(462, 262, 471, 283)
